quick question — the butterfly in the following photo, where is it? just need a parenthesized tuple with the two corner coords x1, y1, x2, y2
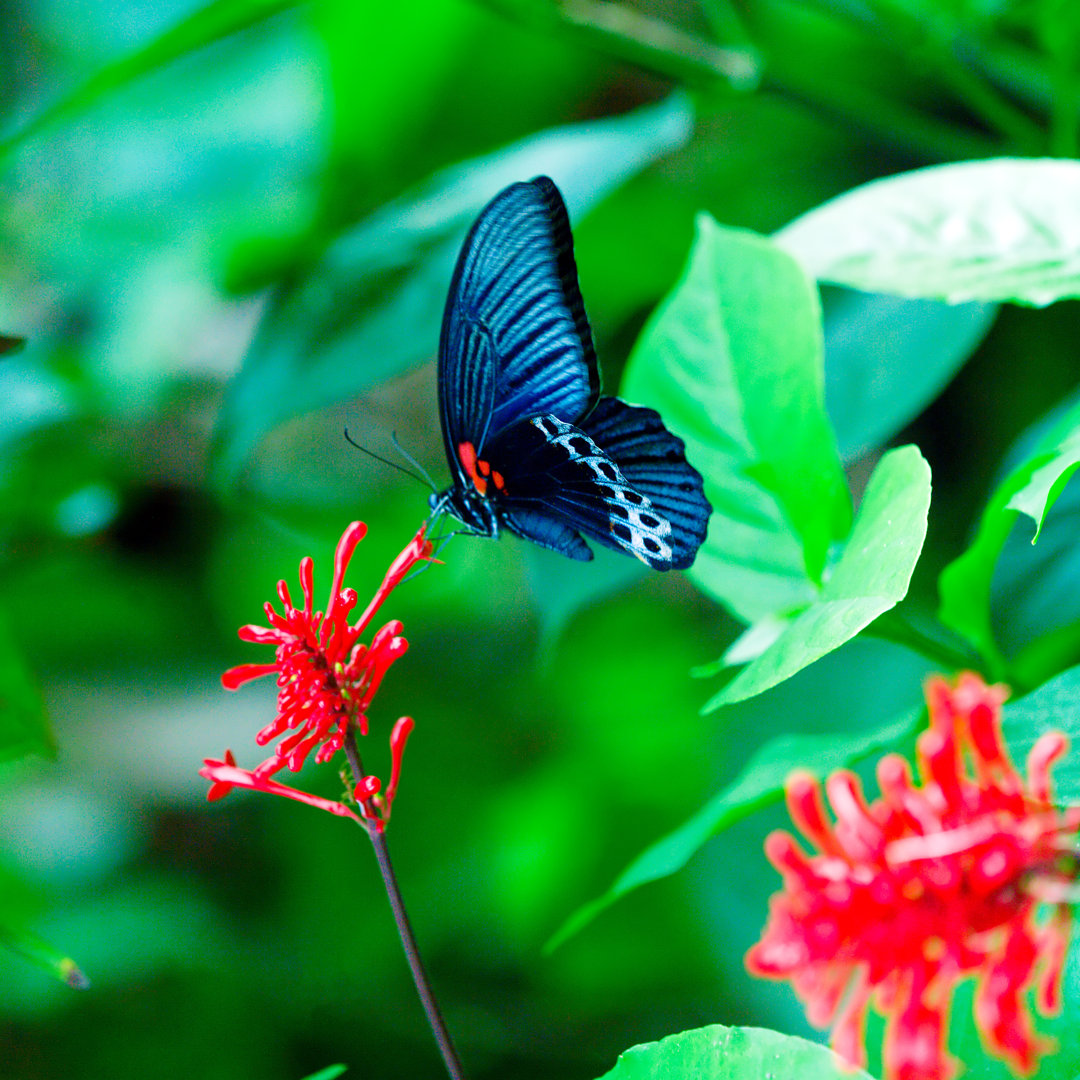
(428, 176, 711, 571)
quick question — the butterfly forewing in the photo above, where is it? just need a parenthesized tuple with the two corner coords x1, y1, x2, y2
(437, 177, 599, 481)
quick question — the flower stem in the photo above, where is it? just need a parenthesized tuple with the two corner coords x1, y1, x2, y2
(343, 733, 466, 1080)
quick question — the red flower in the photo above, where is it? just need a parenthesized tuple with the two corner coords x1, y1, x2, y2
(200, 522, 433, 829)
(746, 672, 1080, 1080)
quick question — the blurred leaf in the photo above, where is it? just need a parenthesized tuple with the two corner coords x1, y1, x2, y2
(776, 159, 1080, 306)
(0, 0, 300, 157)
(299, 1067, 347, 1080)
(0, 359, 73, 462)
(622, 218, 850, 624)
(1000, 663, 1080, 802)
(547, 709, 918, 951)
(596, 1023, 874, 1080)
(944, 936, 1080, 1080)
(821, 287, 997, 461)
(315, 0, 473, 183)
(704, 446, 931, 711)
(0, 612, 52, 761)
(939, 397, 1080, 674)
(211, 94, 694, 487)
(0, 336, 26, 356)
(525, 543, 646, 652)
(0, 924, 88, 990)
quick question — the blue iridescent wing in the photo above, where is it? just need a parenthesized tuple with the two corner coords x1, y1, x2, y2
(437, 177, 600, 489)
(580, 397, 711, 570)
(486, 413, 690, 570)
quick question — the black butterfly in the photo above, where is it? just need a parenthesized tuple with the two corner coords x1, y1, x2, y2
(428, 176, 711, 571)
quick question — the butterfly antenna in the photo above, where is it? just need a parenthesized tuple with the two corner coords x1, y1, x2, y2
(390, 431, 439, 494)
(343, 427, 432, 488)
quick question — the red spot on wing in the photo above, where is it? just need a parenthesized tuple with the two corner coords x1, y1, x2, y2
(457, 441, 488, 496)
(477, 459, 491, 477)
(492, 470, 505, 491)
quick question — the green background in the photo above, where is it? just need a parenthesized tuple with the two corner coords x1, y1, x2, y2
(3, 1, 1080, 1078)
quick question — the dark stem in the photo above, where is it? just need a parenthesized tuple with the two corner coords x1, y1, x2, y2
(866, 610, 982, 675)
(343, 732, 466, 1080)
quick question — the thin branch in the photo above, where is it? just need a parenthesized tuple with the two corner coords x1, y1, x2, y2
(344, 733, 466, 1080)
(476, 0, 1001, 160)
(798, 0, 1045, 151)
(476, 0, 759, 90)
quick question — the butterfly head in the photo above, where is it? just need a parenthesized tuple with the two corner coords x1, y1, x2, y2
(428, 483, 499, 539)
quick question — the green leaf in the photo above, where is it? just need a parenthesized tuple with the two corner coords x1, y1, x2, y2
(0, 924, 88, 990)
(821, 288, 996, 461)
(210, 94, 694, 487)
(314, 0, 473, 181)
(1006, 427, 1080, 542)
(621, 218, 851, 624)
(0, 612, 52, 761)
(704, 445, 931, 710)
(524, 543, 646, 654)
(596, 1024, 874, 1080)
(546, 709, 918, 952)
(0, 0, 300, 157)
(298, 1067, 347, 1080)
(939, 397, 1080, 672)
(1000, 663, 1080, 803)
(776, 158, 1080, 306)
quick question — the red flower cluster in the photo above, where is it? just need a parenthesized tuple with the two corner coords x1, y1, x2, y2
(746, 672, 1080, 1080)
(200, 522, 433, 829)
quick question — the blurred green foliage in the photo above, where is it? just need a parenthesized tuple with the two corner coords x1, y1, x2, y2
(4, 1, 1080, 1079)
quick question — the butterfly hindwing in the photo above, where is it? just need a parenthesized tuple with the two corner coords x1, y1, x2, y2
(580, 397, 711, 570)
(488, 413, 680, 569)
(500, 506, 593, 562)
(438, 177, 600, 483)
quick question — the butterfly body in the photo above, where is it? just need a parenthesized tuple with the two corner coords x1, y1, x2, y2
(432, 176, 711, 571)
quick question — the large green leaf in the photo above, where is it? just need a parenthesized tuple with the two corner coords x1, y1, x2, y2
(621, 218, 851, 624)
(0, 0, 299, 157)
(821, 288, 997, 462)
(939, 397, 1080, 674)
(776, 158, 1080, 306)
(547, 709, 918, 952)
(597, 1024, 874, 1080)
(703, 445, 931, 710)
(211, 94, 693, 486)
(1000, 663, 1080, 803)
